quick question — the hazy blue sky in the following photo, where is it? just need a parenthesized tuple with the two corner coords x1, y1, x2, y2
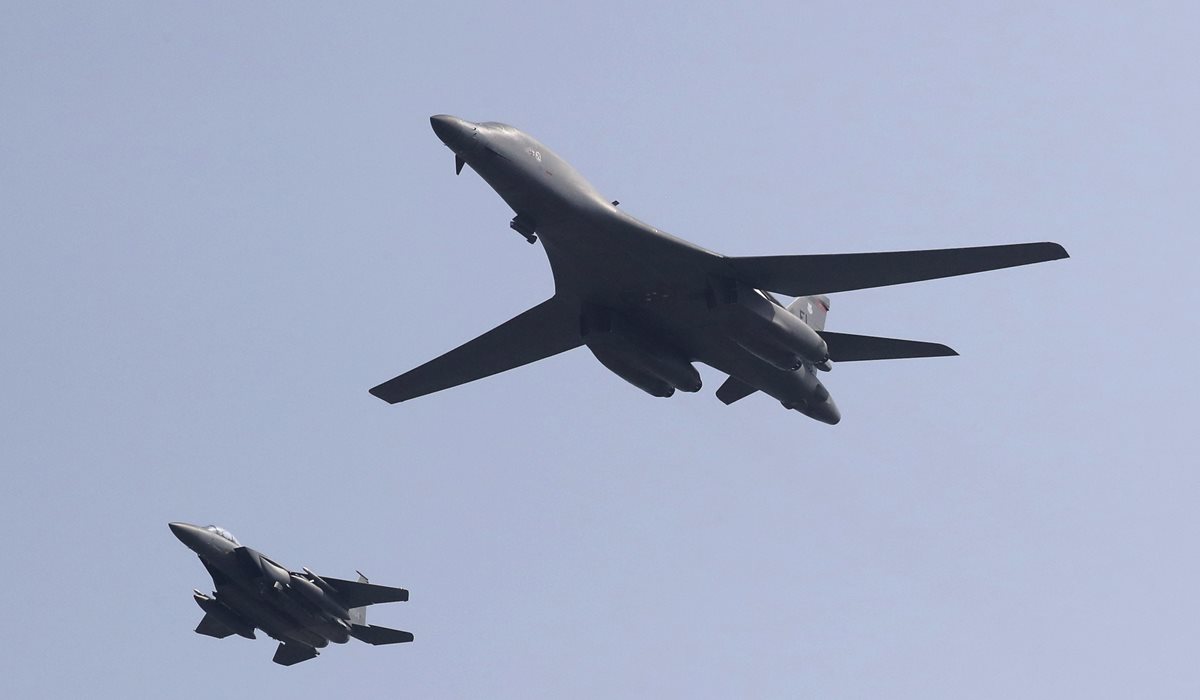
(2, 2, 1197, 697)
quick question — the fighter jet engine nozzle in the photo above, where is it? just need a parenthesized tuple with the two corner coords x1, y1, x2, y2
(582, 308, 702, 398)
(290, 573, 352, 621)
(314, 619, 352, 645)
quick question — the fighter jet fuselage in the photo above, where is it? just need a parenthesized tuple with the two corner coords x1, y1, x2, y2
(371, 116, 1068, 423)
(170, 522, 412, 665)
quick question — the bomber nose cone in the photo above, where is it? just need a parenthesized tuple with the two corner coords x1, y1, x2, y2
(815, 400, 841, 426)
(429, 114, 476, 152)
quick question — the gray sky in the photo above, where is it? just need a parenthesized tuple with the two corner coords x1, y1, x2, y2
(2, 2, 1197, 697)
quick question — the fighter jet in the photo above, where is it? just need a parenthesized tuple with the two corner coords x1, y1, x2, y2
(169, 522, 412, 666)
(370, 115, 1069, 424)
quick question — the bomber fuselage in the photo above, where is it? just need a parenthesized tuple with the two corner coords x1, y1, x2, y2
(430, 115, 840, 423)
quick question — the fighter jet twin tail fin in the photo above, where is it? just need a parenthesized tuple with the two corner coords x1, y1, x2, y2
(343, 571, 414, 646)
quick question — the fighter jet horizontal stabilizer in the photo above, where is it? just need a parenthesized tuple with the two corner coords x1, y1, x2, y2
(318, 575, 410, 607)
(349, 623, 415, 645)
(818, 331, 958, 362)
(726, 242, 1068, 297)
(273, 643, 319, 666)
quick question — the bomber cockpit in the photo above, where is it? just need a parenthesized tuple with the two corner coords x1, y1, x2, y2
(204, 525, 241, 546)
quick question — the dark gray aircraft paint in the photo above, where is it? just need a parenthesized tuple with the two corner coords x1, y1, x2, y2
(170, 522, 412, 666)
(370, 115, 1069, 424)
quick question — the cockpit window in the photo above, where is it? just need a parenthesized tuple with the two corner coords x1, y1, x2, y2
(204, 525, 241, 546)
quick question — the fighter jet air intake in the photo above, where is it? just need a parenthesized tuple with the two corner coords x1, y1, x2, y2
(370, 115, 1068, 424)
(170, 522, 413, 665)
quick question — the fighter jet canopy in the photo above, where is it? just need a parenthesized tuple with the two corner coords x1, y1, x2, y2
(203, 525, 240, 546)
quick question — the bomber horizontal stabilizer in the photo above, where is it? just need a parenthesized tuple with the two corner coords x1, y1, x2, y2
(350, 623, 415, 645)
(273, 643, 319, 666)
(726, 242, 1068, 297)
(715, 376, 759, 405)
(370, 295, 583, 403)
(818, 331, 958, 362)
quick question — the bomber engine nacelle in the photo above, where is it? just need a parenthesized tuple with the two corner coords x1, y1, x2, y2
(708, 279, 829, 370)
(581, 307, 702, 398)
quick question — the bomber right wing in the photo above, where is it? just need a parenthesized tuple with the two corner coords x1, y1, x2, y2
(370, 295, 583, 403)
(725, 242, 1068, 297)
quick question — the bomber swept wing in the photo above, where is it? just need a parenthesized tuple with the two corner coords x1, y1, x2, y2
(370, 295, 582, 403)
(725, 242, 1068, 297)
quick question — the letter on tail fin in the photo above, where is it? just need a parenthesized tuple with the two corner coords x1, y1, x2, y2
(786, 295, 830, 331)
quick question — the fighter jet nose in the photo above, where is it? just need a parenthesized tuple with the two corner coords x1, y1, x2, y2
(429, 114, 477, 151)
(169, 521, 204, 549)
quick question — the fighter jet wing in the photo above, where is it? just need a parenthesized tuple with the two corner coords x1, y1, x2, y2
(370, 295, 583, 403)
(195, 613, 236, 639)
(725, 242, 1068, 297)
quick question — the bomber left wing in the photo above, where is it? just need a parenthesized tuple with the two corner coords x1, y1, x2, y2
(370, 295, 583, 403)
(725, 242, 1068, 297)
